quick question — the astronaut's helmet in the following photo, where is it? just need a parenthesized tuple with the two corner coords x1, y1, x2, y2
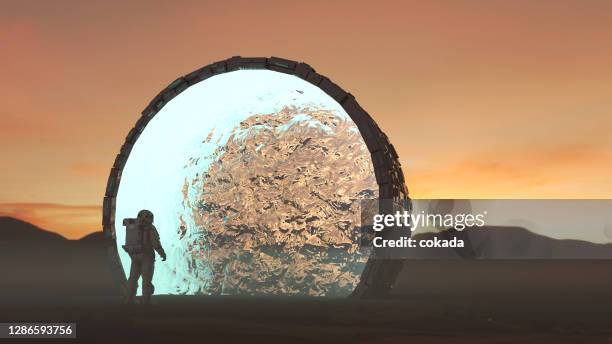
(137, 209, 154, 225)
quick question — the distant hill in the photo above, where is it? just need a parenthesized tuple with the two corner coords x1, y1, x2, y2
(0, 217, 121, 300)
(403, 226, 612, 259)
(77, 230, 109, 246)
(0, 216, 67, 242)
(4, 217, 612, 301)
(371, 226, 612, 298)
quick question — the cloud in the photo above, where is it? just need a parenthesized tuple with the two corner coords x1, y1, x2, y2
(406, 142, 612, 198)
(0, 203, 101, 239)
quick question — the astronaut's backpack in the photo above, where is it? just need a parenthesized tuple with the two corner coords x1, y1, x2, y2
(122, 218, 144, 254)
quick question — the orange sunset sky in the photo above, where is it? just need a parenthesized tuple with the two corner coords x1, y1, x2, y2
(1, 0, 611, 239)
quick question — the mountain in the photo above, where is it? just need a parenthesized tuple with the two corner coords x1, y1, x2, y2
(0, 216, 67, 242)
(77, 230, 110, 246)
(403, 226, 612, 259)
(382, 226, 612, 297)
(3, 216, 612, 301)
(0, 217, 121, 301)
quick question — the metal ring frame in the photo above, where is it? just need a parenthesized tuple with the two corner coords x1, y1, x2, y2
(102, 56, 410, 297)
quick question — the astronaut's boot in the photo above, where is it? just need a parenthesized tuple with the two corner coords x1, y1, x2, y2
(141, 282, 154, 305)
(125, 279, 138, 304)
(141, 293, 151, 305)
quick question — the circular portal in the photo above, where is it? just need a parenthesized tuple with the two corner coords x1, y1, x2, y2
(103, 57, 409, 297)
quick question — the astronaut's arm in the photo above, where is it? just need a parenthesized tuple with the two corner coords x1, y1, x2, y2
(151, 227, 167, 261)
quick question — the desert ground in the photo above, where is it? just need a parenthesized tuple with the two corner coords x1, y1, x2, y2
(3, 217, 612, 343)
(2, 294, 612, 343)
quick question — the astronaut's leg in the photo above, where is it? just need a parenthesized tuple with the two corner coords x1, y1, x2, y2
(141, 255, 155, 305)
(126, 255, 142, 304)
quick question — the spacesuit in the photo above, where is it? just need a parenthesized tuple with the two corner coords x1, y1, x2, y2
(123, 210, 166, 305)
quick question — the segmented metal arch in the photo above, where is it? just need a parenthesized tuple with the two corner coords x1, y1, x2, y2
(102, 56, 410, 297)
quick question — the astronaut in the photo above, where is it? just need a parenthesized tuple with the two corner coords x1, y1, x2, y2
(123, 209, 166, 305)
